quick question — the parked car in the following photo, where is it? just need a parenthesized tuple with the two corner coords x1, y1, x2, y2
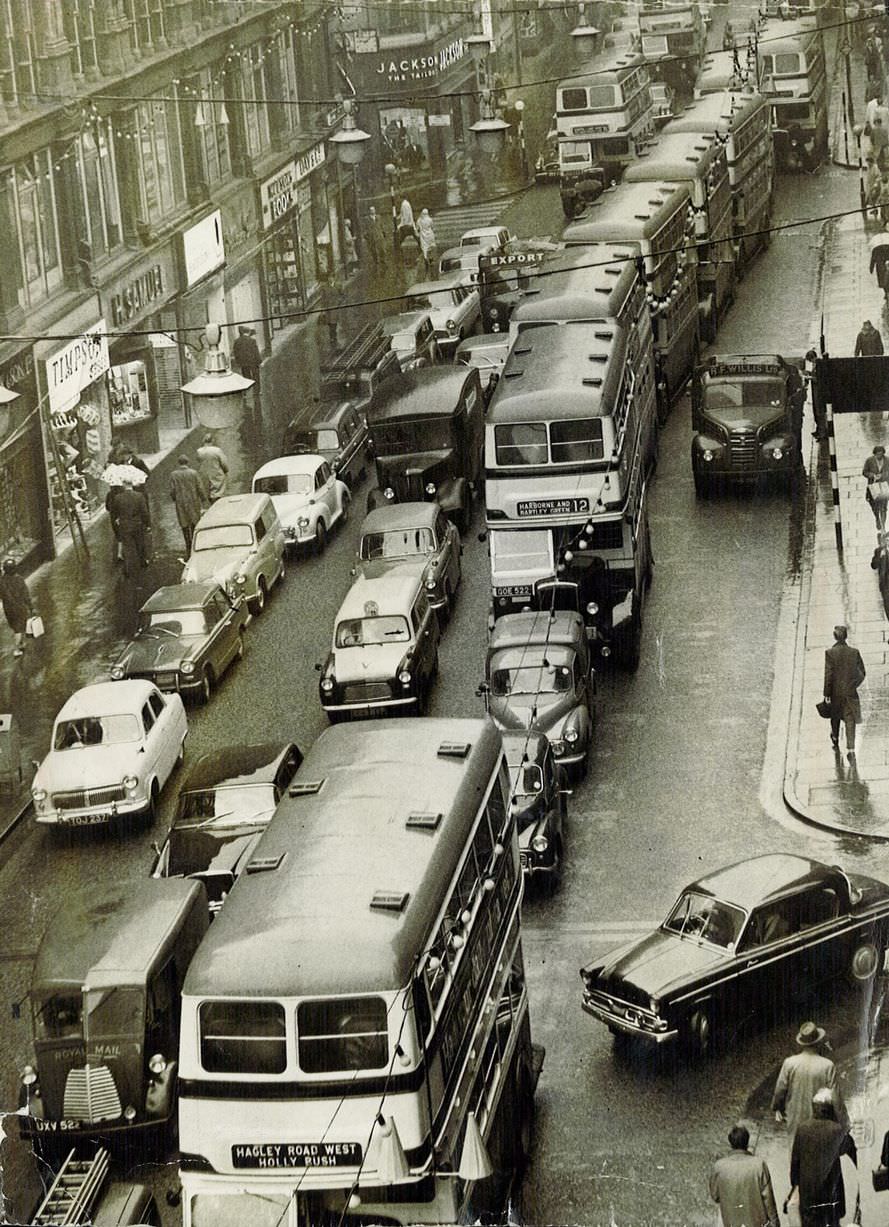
(438, 242, 499, 278)
(110, 582, 247, 703)
(318, 570, 440, 721)
(355, 501, 462, 619)
(252, 454, 350, 554)
(31, 680, 187, 828)
(502, 729, 567, 893)
(404, 273, 481, 356)
(379, 310, 440, 371)
(460, 225, 513, 254)
(366, 366, 485, 533)
(650, 80, 677, 128)
(479, 610, 594, 781)
(181, 493, 285, 614)
(455, 333, 510, 401)
(281, 400, 371, 490)
(152, 742, 302, 913)
(580, 854, 889, 1057)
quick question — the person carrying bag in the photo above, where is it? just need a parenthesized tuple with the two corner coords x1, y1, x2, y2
(0, 557, 34, 658)
(874, 1126, 889, 1191)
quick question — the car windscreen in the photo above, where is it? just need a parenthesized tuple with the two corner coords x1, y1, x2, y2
(491, 662, 572, 696)
(143, 610, 207, 637)
(53, 714, 142, 750)
(703, 379, 785, 422)
(193, 524, 253, 550)
(372, 419, 453, 453)
(335, 616, 411, 647)
(361, 528, 435, 560)
(662, 891, 745, 948)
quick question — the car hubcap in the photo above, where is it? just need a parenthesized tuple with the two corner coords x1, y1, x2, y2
(852, 943, 879, 980)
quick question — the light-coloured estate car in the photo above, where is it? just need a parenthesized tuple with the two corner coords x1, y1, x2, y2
(404, 274, 481, 356)
(181, 493, 285, 615)
(252, 454, 350, 554)
(31, 680, 187, 828)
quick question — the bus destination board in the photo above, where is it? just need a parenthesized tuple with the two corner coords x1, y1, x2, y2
(516, 497, 591, 517)
(232, 1141, 363, 1168)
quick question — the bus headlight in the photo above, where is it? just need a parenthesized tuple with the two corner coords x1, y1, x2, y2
(531, 834, 549, 853)
(148, 1053, 167, 1076)
(398, 669, 412, 686)
(124, 1105, 137, 1121)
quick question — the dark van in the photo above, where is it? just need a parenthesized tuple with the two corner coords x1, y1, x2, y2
(366, 367, 485, 534)
(281, 400, 371, 490)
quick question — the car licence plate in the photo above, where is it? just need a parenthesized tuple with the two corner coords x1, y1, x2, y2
(58, 812, 111, 827)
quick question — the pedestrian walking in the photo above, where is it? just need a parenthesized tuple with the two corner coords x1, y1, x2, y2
(0, 557, 33, 657)
(416, 208, 437, 276)
(786, 1089, 857, 1227)
(366, 206, 387, 269)
(344, 218, 359, 273)
(170, 456, 207, 553)
(318, 280, 342, 350)
(105, 482, 126, 563)
(864, 444, 889, 531)
(113, 478, 150, 578)
(855, 318, 884, 355)
(865, 156, 882, 218)
(709, 1123, 779, 1227)
(196, 433, 230, 502)
(823, 626, 867, 760)
(772, 1022, 848, 1138)
(804, 349, 828, 441)
(398, 197, 415, 248)
(871, 532, 889, 616)
(872, 116, 889, 171)
(232, 325, 262, 385)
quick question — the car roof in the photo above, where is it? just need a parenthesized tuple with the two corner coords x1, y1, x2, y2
(461, 226, 506, 243)
(176, 742, 294, 799)
(488, 610, 586, 651)
(368, 366, 479, 421)
(196, 492, 269, 526)
(141, 583, 220, 613)
(456, 333, 510, 358)
(301, 401, 361, 431)
(33, 878, 204, 990)
(406, 273, 467, 294)
(56, 679, 158, 720)
(360, 502, 439, 534)
(336, 571, 425, 620)
(380, 310, 432, 334)
(254, 454, 323, 478)
(691, 854, 835, 910)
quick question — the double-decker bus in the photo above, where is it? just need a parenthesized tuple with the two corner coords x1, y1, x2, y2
(484, 319, 654, 668)
(555, 52, 655, 205)
(176, 718, 540, 1227)
(694, 49, 756, 97)
(665, 89, 775, 275)
(638, 1, 706, 96)
(564, 180, 699, 407)
(624, 130, 735, 341)
(756, 17, 828, 169)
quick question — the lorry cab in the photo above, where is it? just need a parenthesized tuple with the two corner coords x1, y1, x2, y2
(691, 353, 804, 496)
(19, 877, 208, 1156)
(366, 366, 484, 533)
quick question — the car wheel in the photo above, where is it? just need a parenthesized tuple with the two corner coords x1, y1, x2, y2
(542, 837, 563, 896)
(683, 1007, 712, 1059)
(339, 494, 350, 527)
(314, 520, 327, 555)
(199, 665, 214, 704)
(144, 781, 160, 828)
(693, 471, 711, 500)
(176, 736, 186, 767)
(616, 612, 642, 673)
(849, 939, 882, 985)
(235, 634, 245, 662)
(250, 578, 267, 615)
(440, 583, 452, 626)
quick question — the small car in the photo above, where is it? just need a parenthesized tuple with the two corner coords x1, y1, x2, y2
(355, 502, 462, 619)
(318, 570, 441, 721)
(404, 274, 481, 356)
(152, 742, 302, 914)
(438, 242, 499, 278)
(281, 400, 371, 490)
(479, 610, 594, 781)
(379, 310, 441, 371)
(252, 454, 350, 554)
(579, 854, 889, 1057)
(110, 582, 247, 703)
(455, 333, 510, 400)
(31, 680, 187, 828)
(460, 225, 513, 254)
(502, 730, 566, 893)
(181, 493, 285, 614)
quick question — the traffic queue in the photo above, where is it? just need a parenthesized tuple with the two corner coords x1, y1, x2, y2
(14, 4, 844, 1223)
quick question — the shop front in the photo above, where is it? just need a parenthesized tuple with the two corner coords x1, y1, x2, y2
(350, 33, 476, 194)
(102, 244, 178, 456)
(259, 140, 333, 334)
(40, 322, 112, 544)
(0, 347, 52, 571)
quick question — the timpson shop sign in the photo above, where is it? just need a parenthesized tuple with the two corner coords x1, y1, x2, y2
(371, 37, 466, 84)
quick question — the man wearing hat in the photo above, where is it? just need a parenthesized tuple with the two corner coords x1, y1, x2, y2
(232, 325, 261, 387)
(788, 1088, 857, 1227)
(709, 1123, 778, 1227)
(771, 1022, 848, 1140)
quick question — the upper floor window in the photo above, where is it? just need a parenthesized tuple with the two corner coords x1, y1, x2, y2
(196, 69, 232, 186)
(1, 152, 62, 309)
(75, 120, 122, 260)
(64, 0, 98, 79)
(0, 0, 37, 108)
(126, 0, 165, 53)
(241, 43, 271, 158)
(131, 96, 186, 224)
(266, 27, 299, 140)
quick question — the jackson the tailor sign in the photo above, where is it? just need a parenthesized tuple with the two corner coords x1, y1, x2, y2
(371, 37, 466, 84)
(46, 323, 110, 414)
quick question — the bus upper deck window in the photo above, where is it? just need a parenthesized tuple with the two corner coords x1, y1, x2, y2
(494, 422, 548, 467)
(561, 87, 588, 111)
(199, 1000, 286, 1074)
(550, 418, 604, 463)
(587, 85, 617, 108)
(297, 997, 389, 1074)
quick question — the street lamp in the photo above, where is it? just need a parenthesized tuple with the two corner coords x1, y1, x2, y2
(571, 3, 600, 60)
(514, 99, 528, 178)
(470, 96, 511, 156)
(329, 98, 372, 166)
(181, 323, 254, 429)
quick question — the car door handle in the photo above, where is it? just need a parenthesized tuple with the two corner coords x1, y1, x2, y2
(745, 956, 759, 967)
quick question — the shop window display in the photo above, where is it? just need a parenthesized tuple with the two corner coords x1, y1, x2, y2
(381, 109, 429, 174)
(108, 360, 151, 428)
(47, 402, 104, 530)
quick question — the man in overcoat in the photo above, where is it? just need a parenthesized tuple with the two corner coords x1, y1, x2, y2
(789, 1089, 856, 1227)
(771, 1022, 848, 1140)
(170, 456, 207, 552)
(709, 1123, 778, 1227)
(823, 625, 866, 760)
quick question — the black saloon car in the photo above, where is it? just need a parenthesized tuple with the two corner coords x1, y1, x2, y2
(502, 730, 566, 893)
(580, 854, 889, 1057)
(111, 582, 247, 702)
(152, 742, 302, 913)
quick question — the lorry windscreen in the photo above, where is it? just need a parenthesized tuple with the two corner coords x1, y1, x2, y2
(703, 379, 784, 412)
(373, 419, 453, 453)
